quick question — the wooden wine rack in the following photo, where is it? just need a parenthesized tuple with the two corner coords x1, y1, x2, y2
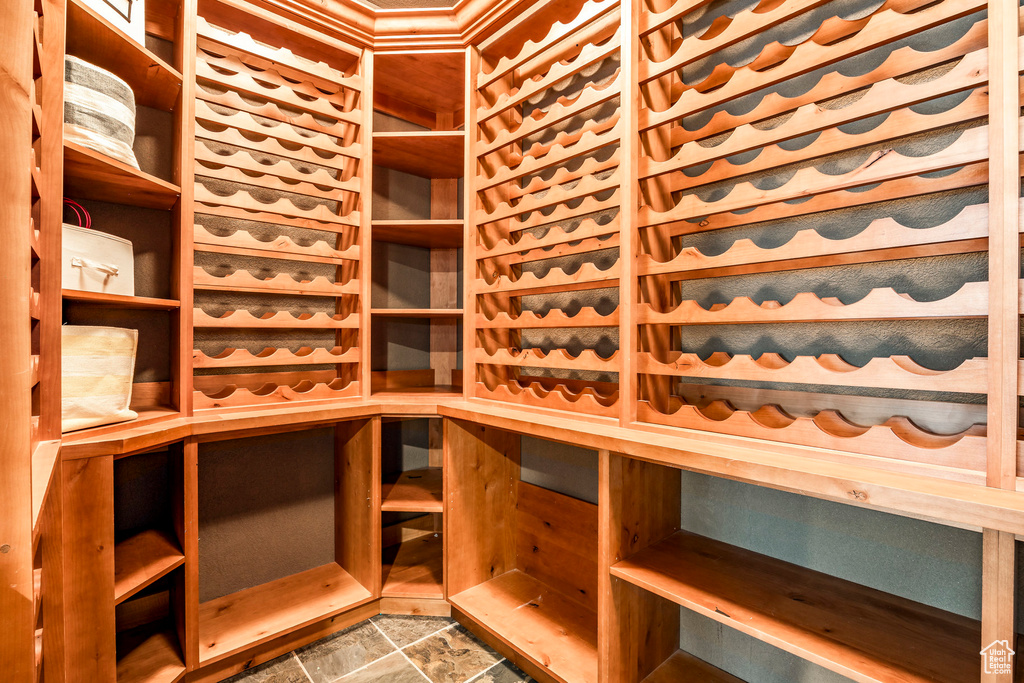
(191, 16, 368, 410)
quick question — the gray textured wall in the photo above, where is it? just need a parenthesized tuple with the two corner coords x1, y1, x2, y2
(198, 429, 336, 602)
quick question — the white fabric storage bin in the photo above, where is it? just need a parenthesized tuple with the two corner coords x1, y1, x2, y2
(61, 325, 139, 433)
(79, 0, 146, 47)
(62, 223, 135, 296)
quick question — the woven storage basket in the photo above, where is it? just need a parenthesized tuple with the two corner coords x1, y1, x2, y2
(64, 55, 140, 169)
(61, 325, 139, 432)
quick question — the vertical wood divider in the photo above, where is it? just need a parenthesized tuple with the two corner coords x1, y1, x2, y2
(61, 456, 115, 683)
(360, 50, 375, 398)
(0, 1, 34, 677)
(182, 438, 200, 669)
(175, 0, 198, 415)
(463, 47, 481, 399)
(38, 0, 65, 440)
(983, 0, 1020, 676)
(619, 0, 639, 426)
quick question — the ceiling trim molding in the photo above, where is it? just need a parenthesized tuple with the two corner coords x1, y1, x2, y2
(226, 0, 542, 50)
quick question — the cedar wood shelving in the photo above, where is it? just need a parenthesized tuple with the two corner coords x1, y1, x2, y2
(2, 0, 1023, 681)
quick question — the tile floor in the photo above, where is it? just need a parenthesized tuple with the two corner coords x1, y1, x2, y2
(222, 615, 535, 683)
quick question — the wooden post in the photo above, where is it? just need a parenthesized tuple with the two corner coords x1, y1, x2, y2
(618, 0, 639, 425)
(0, 0, 36, 678)
(181, 439, 200, 669)
(174, 0, 198, 416)
(982, 0, 1019, 677)
(360, 49, 375, 398)
(463, 47, 480, 399)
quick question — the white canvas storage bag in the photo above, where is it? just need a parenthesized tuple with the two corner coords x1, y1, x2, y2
(62, 223, 135, 296)
(61, 325, 139, 432)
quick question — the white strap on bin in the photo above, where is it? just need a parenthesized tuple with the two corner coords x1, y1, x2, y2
(70, 256, 120, 276)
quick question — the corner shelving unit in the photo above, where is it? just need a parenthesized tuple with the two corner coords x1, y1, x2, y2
(369, 49, 466, 398)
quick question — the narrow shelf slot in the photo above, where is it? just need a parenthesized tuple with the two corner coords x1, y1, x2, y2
(373, 131, 464, 178)
(116, 625, 185, 683)
(65, 0, 183, 111)
(63, 291, 181, 310)
(450, 570, 598, 683)
(114, 530, 185, 605)
(371, 308, 463, 318)
(382, 468, 443, 513)
(197, 562, 373, 665)
(372, 219, 463, 249)
(63, 141, 181, 210)
(643, 651, 744, 683)
(610, 531, 981, 683)
(382, 531, 443, 599)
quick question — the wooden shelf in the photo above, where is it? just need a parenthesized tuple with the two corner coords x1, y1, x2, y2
(372, 219, 463, 249)
(373, 51, 465, 129)
(610, 531, 980, 683)
(450, 570, 597, 683)
(382, 532, 444, 599)
(382, 468, 443, 513)
(64, 142, 181, 210)
(63, 291, 181, 310)
(61, 406, 182, 443)
(373, 131, 464, 178)
(116, 627, 185, 683)
(66, 0, 183, 111)
(371, 308, 464, 318)
(198, 562, 373, 665)
(643, 651, 744, 683)
(114, 530, 185, 605)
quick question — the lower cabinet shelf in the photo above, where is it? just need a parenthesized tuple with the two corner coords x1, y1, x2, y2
(114, 530, 184, 605)
(450, 570, 598, 683)
(382, 532, 444, 599)
(197, 562, 374, 666)
(116, 625, 184, 683)
(610, 530, 981, 683)
(642, 650, 744, 683)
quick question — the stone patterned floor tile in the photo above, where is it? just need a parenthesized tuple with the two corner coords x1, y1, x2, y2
(371, 614, 456, 648)
(403, 625, 503, 683)
(335, 652, 429, 683)
(469, 660, 534, 683)
(294, 621, 396, 683)
(221, 653, 311, 683)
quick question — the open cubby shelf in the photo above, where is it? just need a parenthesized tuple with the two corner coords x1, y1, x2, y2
(611, 531, 981, 683)
(63, 142, 181, 210)
(198, 562, 373, 665)
(372, 131, 464, 178)
(373, 51, 465, 128)
(382, 532, 444, 599)
(116, 625, 185, 683)
(382, 468, 443, 512)
(65, 0, 182, 111)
